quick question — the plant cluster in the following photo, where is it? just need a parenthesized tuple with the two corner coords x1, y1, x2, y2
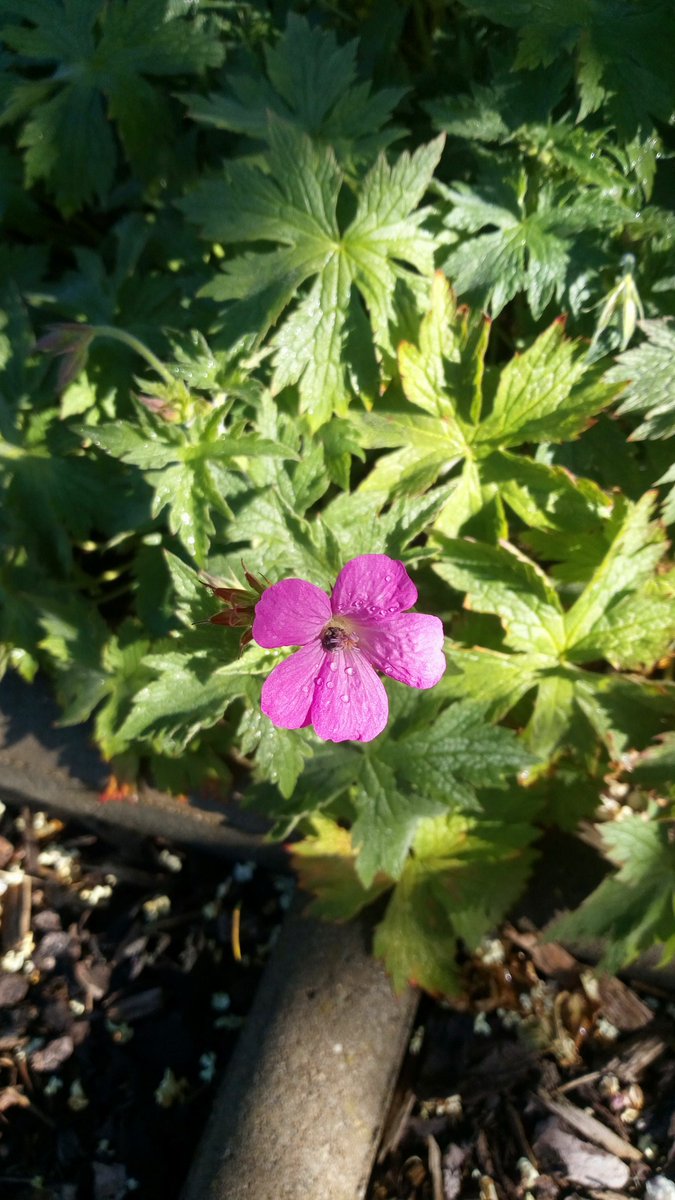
(1, 0, 674, 992)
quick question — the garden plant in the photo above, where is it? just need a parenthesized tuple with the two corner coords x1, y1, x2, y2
(1, 0, 674, 997)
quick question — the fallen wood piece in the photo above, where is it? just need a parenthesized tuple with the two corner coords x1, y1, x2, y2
(503, 924, 580, 983)
(181, 905, 418, 1200)
(582, 971, 654, 1032)
(0, 866, 31, 953)
(537, 1091, 642, 1162)
(377, 1088, 416, 1163)
(605, 1032, 668, 1083)
(533, 1120, 630, 1191)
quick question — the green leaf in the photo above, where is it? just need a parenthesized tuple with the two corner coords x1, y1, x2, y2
(374, 812, 536, 993)
(322, 482, 456, 563)
(442, 646, 542, 716)
(183, 13, 405, 169)
(18, 83, 116, 215)
(607, 319, 675, 440)
(355, 276, 621, 537)
(182, 121, 444, 427)
(397, 271, 476, 439)
(352, 758, 444, 887)
(566, 582, 675, 672)
(475, 319, 617, 447)
(434, 537, 566, 656)
(164, 551, 220, 627)
(574, 675, 675, 759)
(631, 734, 675, 791)
(116, 640, 268, 754)
(1, 0, 224, 212)
(435, 493, 674, 759)
(482, 453, 613, 535)
(387, 700, 535, 807)
(459, 0, 675, 136)
(440, 174, 628, 317)
(291, 816, 391, 921)
(85, 405, 294, 565)
(550, 813, 675, 971)
(563, 492, 668, 654)
(238, 709, 312, 800)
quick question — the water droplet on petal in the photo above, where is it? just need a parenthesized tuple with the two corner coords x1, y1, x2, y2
(329, 661, 338, 672)
(341, 694, 349, 703)
(385, 574, 392, 582)
(326, 680, 334, 690)
(314, 678, 323, 688)
(379, 609, 387, 616)
(388, 605, 398, 612)
(345, 666, 354, 676)
(367, 605, 377, 613)
(301, 685, 309, 695)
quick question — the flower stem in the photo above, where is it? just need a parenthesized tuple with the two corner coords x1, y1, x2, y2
(93, 325, 175, 388)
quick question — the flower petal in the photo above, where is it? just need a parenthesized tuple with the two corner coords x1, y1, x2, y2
(359, 613, 446, 689)
(311, 648, 388, 743)
(331, 554, 418, 622)
(253, 579, 331, 648)
(260, 641, 325, 729)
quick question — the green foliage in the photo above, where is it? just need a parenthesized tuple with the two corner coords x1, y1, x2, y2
(183, 13, 405, 169)
(550, 812, 675, 970)
(0, 0, 224, 212)
(435, 493, 675, 759)
(355, 273, 620, 538)
(181, 120, 444, 427)
(1, 0, 675, 991)
(608, 320, 675, 440)
(439, 173, 630, 318)
(459, 0, 675, 135)
(84, 394, 296, 565)
(373, 812, 537, 994)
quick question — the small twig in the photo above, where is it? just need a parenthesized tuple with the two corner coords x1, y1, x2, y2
(537, 1090, 642, 1161)
(232, 904, 242, 962)
(558, 1070, 602, 1094)
(377, 1089, 416, 1164)
(427, 1133, 444, 1200)
(506, 1100, 538, 1167)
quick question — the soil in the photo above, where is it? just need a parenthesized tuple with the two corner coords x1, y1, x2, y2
(0, 803, 290, 1200)
(367, 931, 675, 1200)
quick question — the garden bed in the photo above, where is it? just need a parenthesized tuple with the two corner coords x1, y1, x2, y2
(0, 801, 290, 1199)
(1, 677, 675, 1200)
(367, 932, 675, 1200)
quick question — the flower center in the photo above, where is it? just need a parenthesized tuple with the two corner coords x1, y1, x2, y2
(320, 624, 349, 651)
(320, 620, 359, 652)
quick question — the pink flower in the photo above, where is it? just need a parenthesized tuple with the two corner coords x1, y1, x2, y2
(252, 554, 446, 743)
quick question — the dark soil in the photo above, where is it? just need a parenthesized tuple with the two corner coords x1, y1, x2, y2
(368, 930, 675, 1200)
(0, 804, 290, 1200)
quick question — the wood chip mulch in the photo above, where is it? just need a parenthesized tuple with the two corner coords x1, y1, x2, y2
(0, 804, 290, 1199)
(369, 926, 675, 1200)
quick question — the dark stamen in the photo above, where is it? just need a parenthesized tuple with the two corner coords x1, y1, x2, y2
(321, 625, 349, 651)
